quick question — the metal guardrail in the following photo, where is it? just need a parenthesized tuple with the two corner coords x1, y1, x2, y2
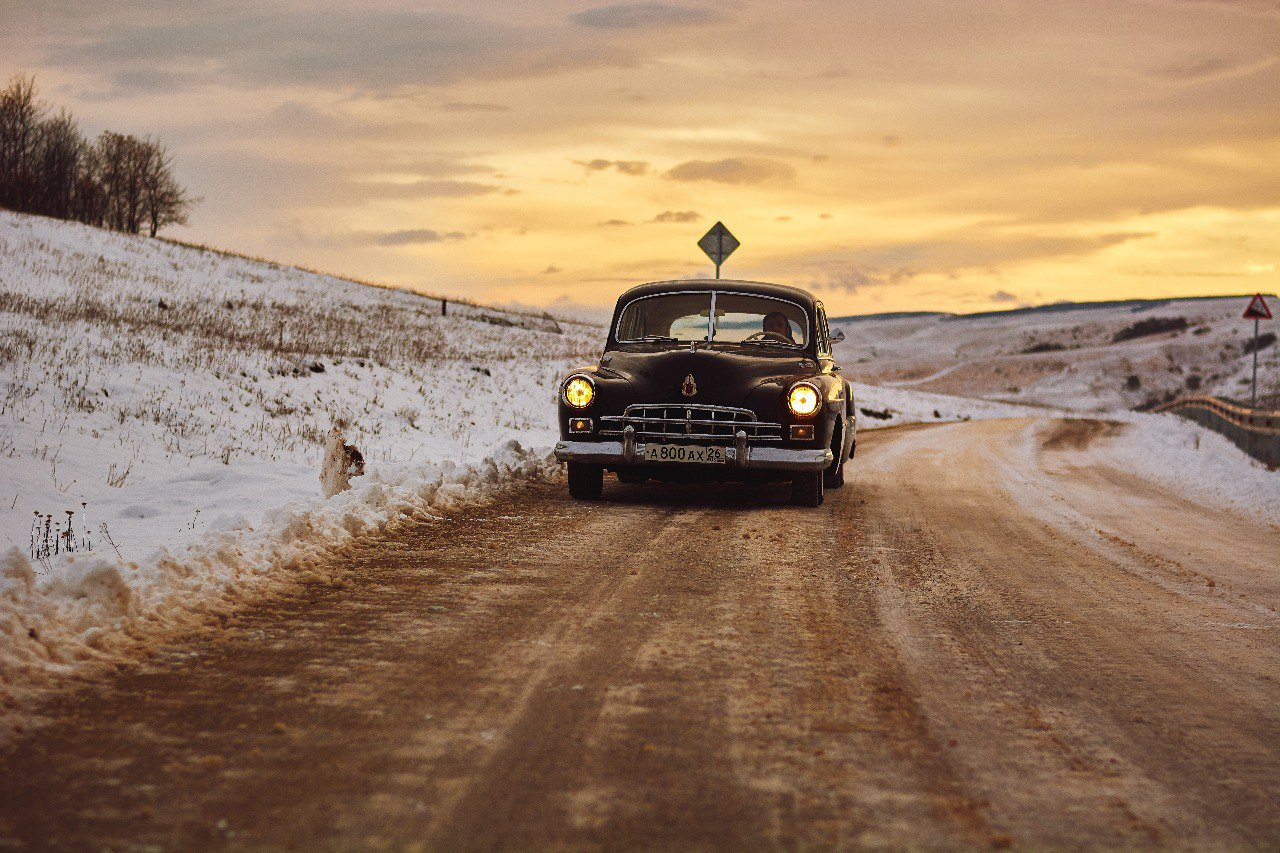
(1152, 396, 1280, 467)
(1152, 396, 1280, 435)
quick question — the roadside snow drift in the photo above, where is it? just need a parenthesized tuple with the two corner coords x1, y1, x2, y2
(0, 211, 597, 725)
(1, 443, 556, 721)
(2, 210, 1274, 737)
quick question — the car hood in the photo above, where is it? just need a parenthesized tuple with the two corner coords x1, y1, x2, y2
(601, 346, 816, 408)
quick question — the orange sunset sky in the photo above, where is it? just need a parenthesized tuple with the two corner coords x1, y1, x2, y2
(3, 0, 1278, 315)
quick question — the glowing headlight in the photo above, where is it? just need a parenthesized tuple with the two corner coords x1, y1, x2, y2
(787, 382, 820, 417)
(563, 376, 595, 409)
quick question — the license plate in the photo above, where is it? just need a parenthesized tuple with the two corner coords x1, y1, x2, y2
(641, 444, 727, 464)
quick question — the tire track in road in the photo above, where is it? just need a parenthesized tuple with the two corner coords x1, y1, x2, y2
(423, 496, 777, 849)
(849, 420, 1280, 848)
(0, 419, 1277, 849)
(712, 481, 995, 848)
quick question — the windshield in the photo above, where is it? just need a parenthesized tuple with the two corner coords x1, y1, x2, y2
(616, 292, 808, 346)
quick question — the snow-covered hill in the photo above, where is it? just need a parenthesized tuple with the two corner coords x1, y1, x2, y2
(1, 210, 1274, 736)
(833, 296, 1279, 412)
(0, 210, 599, 722)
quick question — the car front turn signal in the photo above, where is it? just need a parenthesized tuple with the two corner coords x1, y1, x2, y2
(563, 375, 595, 409)
(787, 382, 820, 417)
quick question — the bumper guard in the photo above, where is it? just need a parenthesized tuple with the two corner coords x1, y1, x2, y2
(554, 429, 832, 472)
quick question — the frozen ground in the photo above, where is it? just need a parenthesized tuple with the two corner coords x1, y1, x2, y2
(0, 210, 598, 721)
(1, 210, 1274, 735)
(832, 296, 1279, 412)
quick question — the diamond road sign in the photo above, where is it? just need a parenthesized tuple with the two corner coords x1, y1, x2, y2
(698, 222, 739, 276)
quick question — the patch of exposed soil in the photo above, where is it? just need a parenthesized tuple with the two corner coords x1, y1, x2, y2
(1038, 418, 1130, 451)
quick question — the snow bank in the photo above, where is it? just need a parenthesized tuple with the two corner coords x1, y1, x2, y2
(0, 441, 556, 728)
(0, 210, 599, 732)
(851, 381, 1053, 429)
(1097, 413, 1280, 524)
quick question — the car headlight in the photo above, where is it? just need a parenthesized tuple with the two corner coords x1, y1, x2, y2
(563, 375, 596, 409)
(787, 382, 820, 417)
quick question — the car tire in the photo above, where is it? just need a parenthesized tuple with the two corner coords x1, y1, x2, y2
(567, 463, 603, 500)
(791, 470, 824, 507)
(824, 440, 846, 489)
(616, 467, 648, 484)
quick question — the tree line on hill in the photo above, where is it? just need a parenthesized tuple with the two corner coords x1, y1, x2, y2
(0, 74, 196, 237)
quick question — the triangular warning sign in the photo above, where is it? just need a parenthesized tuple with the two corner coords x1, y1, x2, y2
(1243, 293, 1273, 320)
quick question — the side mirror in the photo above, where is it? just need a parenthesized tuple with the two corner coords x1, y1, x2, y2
(830, 328, 846, 345)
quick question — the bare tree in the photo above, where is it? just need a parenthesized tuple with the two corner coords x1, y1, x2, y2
(141, 139, 196, 237)
(33, 110, 82, 219)
(72, 140, 106, 227)
(0, 74, 46, 211)
(93, 131, 126, 229)
(1, 73, 197, 235)
(95, 131, 151, 233)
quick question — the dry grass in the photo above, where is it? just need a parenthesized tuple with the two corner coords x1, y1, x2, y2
(155, 234, 596, 330)
(0, 218, 602, 487)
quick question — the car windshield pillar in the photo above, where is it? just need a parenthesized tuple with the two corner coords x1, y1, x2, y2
(706, 290, 716, 346)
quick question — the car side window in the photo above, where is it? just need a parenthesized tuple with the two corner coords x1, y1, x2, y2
(815, 304, 831, 357)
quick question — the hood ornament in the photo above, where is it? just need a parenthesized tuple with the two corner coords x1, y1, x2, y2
(682, 374, 698, 397)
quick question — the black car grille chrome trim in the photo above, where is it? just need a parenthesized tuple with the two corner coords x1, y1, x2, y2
(599, 404, 782, 443)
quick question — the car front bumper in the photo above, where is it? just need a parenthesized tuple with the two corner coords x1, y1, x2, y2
(553, 436, 832, 472)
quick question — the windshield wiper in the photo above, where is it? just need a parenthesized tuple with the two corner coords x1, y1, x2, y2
(739, 338, 800, 348)
(635, 335, 677, 343)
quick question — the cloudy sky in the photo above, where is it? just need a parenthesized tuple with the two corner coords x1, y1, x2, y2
(4, 0, 1278, 314)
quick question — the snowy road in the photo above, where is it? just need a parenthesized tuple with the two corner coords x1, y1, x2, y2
(1, 419, 1277, 848)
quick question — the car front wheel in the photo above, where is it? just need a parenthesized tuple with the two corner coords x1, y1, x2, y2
(824, 443, 846, 489)
(791, 470, 824, 507)
(567, 462, 603, 500)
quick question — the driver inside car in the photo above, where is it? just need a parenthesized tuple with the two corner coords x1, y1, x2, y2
(762, 311, 794, 341)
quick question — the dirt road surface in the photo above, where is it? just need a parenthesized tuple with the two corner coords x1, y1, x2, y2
(1, 418, 1277, 849)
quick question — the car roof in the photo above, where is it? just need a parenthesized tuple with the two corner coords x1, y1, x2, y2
(615, 278, 817, 307)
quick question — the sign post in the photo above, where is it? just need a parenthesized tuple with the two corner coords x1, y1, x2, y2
(697, 222, 739, 279)
(1242, 293, 1273, 407)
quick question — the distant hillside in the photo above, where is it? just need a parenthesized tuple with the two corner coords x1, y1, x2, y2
(831, 310, 949, 323)
(830, 294, 1269, 325)
(831, 293, 1278, 412)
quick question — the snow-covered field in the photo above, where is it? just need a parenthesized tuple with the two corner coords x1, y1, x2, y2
(0, 210, 1275, 736)
(1065, 413, 1280, 525)
(833, 296, 1279, 412)
(0, 210, 599, 723)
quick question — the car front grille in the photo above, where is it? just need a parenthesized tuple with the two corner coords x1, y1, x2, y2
(599, 403, 782, 443)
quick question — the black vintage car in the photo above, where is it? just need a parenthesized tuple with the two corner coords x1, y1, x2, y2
(554, 279, 855, 506)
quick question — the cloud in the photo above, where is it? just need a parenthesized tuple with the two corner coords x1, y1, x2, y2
(570, 3, 719, 29)
(663, 157, 796, 184)
(541, 265, 562, 274)
(1149, 52, 1280, 82)
(806, 232, 1154, 293)
(441, 101, 510, 113)
(599, 219, 632, 226)
(1159, 0, 1280, 16)
(367, 180, 501, 199)
(652, 210, 701, 223)
(396, 158, 497, 178)
(45, 6, 635, 94)
(368, 229, 466, 246)
(989, 289, 1017, 302)
(574, 158, 650, 175)
(288, 227, 469, 249)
